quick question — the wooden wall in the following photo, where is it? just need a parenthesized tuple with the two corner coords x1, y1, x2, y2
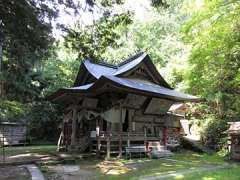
(0, 124, 27, 145)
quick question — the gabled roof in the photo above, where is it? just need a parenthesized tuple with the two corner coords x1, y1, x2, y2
(74, 51, 171, 88)
(47, 51, 201, 103)
(83, 60, 116, 79)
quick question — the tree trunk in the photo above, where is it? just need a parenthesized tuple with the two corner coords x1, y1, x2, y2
(0, 28, 4, 98)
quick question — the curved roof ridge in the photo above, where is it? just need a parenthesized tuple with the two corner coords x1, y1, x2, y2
(117, 51, 145, 67)
(114, 52, 147, 75)
(83, 60, 116, 79)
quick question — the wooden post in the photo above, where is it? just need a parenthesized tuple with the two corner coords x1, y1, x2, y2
(128, 109, 133, 132)
(127, 132, 130, 147)
(151, 118, 154, 137)
(106, 121, 111, 159)
(70, 105, 77, 150)
(144, 127, 147, 148)
(96, 119, 100, 158)
(106, 135, 110, 159)
(57, 130, 63, 151)
(118, 103, 123, 158)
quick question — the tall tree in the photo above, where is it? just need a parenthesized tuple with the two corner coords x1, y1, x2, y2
(64, 0, 133, 62)
(183, 0, 240, 147)
(0, 0, 78, 101)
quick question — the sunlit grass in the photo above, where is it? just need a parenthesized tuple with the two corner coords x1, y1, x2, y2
(169, 165, 240, 180)
(3, 145, 57, 156)
(98, 158, 197, 180)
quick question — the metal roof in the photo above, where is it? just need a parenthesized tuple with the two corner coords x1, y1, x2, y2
(113, 52, 147, 75)
(103, 76, 200, 101)
(47, 51, 200, 102)
(83, 60, 116, 79)
(56, 76, 200, 102)
(82, 52, 146, 79)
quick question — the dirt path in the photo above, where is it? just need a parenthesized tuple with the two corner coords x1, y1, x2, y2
(0, 153, 58, 165)
(45, 165, 98, 180)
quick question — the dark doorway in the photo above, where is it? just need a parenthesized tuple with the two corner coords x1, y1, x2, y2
(123, 110, 129, 132)
(102, 119, 107, 131)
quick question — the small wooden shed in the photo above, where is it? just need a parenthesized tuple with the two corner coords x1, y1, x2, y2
(227, 122, 240, 160)
(0, 122, 27, 145)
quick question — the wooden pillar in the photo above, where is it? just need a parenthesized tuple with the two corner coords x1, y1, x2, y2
(96, 118, 100, 158)
(70, 106, 77, 149)
(128, 109, 133, 132)
(163, 127, 168, 145)
(118, 103, 123, 158)
(57, 130, 64, 151)
(144, 127, 147, 148)
(151, 118, 154, 137)
(106, 121, 111, 159)
(127, 132, 130, 147)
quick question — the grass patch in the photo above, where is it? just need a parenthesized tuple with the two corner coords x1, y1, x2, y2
(3, 145, 57, 156)
(168, 165, 240, 180)
(172, 150, 226, 165)
(98, 158, 200, 180)
(95, 150, 236, 180)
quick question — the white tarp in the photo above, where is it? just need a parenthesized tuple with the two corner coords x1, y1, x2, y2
(101, 107, 126, 123)
(180, 119, 190, 135)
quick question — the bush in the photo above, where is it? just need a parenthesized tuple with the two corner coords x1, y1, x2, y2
(26, 101, 63, 142)
(200, 114, 228, 150)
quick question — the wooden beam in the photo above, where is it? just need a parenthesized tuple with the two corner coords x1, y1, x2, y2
(144, 127, 147, 149)
(118, 103, 123, 158)
(106, 121, 111, 159)
(96, 119, 100, 158)
(127, 132, 130, 147)
(128, 109, 133, 132)
(70, 105, 77, 149)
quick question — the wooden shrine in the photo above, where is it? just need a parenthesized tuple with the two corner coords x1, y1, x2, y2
(47, 51, 200, 158)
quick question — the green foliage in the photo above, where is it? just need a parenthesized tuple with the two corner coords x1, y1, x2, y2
(64, 11, 133, 61)
(0, 0, 78, 101)
(42, 44, 80, 95)
(200, 115, 228, 149)
(26, 101, 62, 142)
(182, 0, 240, 148)
(0, 100, 26, 122)
(0, 0, 53, 101)
(103, 0, 189, 88)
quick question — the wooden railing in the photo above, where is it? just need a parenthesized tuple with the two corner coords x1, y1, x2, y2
(96, 131, 160, 141)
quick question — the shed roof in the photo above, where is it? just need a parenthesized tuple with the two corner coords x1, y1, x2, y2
(227, 122, 240, 135)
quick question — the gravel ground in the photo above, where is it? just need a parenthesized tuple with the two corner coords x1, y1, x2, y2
(0, 165, 31, 180)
